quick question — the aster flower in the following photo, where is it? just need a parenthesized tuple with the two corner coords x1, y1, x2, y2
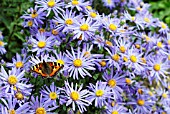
(0, 39, 7, 55)
(60, 81, 91, 113)
(29, 32, 54, 55)
(146, 55, 169, 84)
(128, 95, 155, 114)
(53, 9, 80, 32)
(87, 81, 113, 108)
(85, 10, 100, 20)
(35, 0, 64, 17)
(102, 0, 115, 9)
(66, 0, 90, 11)
(157, 21, 169, 34)
(40, 82, 60, 106)
(21, 5, 46, 26)
(1, 95, 30, 114)
(65, 47, 96, 79)
(106, 104, 127, 114)
(156, 88, 170, 106)
(67, 17, 99, 41)
(0, 66, 31, 95)
(29, 95, 58, 114)
(6, 53, 28, 69)
(102, 69, 126, 100)
(122, 47, 145, 73)
(102, 16, 120, 34)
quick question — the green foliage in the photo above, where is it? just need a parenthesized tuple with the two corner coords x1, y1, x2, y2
(147, 0, 170, 27)
(0, 0, 33, 61)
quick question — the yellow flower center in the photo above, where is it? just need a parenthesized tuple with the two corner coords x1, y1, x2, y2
(162, 93, 167, 98)
(70, 91, 79, 101)
(109, 24, 117, 31)
(137, 99, 145, 106)
(168, 55, 170, 60)
(148, 91, 153, 96)
(47, 0, 55, 8)
(107, 0, 111, 4)
(31, 13, 38, 18)
(161, 22, 166, 29)
(141, 57, 146, 64)
(143, 35, 151, 42)
(168, 85, 170, 90)
(49, 92, 57, 100)
(27, 20, 33, 27)
(108, 79, 116, 88)
(123, 56, 128, 62)
(162, 112, 166, 114)
(105, 40, 113, 46)
(138, 89, 143, 94)
(72, 0, 79, 5)
(168, 39, 170, 45)
(15, 61, 23, 68)
(135, 44, 140, 49)
(157, 42, 162, 48)
(9, 109, 16, 114)
(136, 6, 142, 11)
(131, 16, 135, 21)
(153, 64, 161, 71)
(84, 51, 91, 58)
(112, 110, 119, 114)
(90, 12, 97, 18)
(144, 17, 150, 23)
(73, 59, 82, 67)
(57, 59, 65, 65)
(15, 92, 24, 100)
(52, 29, 58, 35)
(37, 41, 46, 48)
(80, 24, 89, 31)
(111, 101, 115, 107)
(99, 60, 106, 67)
(130, 55, 137, 63)
(86, 6, 92, 10)
(96, 90, 104, 97)
(0, 41, 4, 46)
(119, 46, 126, 53)
(39, 28, 45, 33)
(125, 78, 131, 85)
(112, 54, 120, 62)
(36, 107, 46, 114)
(8, 75, 18, 85)
(65, 19, 73, 25)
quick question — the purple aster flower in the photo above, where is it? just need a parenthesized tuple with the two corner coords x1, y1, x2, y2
(67, 17, 99, 41)
(87, 81, 113, 108)
(40, 82, 60, 107)
(1, 95, 30, 114)
(29, 95, 58, 113)
(65, 47, 96, 79)
(102, 16, 120, 34)
(123, 47, 145, 73)
(0, 39, 7, 55)
(29, 32, 54, 55)
(93, 34, 105, 49)
(35, 0, 64, 17)
(146, 55, 169, 84)
(102, 69, 126, 100)
(157, 21, 169, 34)
(21, 5, 46, 26)
(66, 0, 90, 11)
(102, 0, 115, 9)
(128, 95, 155, 114)
(156, 88, 170, 106)
(6, 53, 28, 69)
(53, 9, 81, 32)
(106, 104, 127, 114)
(0, 66, 31, 95)
(60, 81, 91, 113)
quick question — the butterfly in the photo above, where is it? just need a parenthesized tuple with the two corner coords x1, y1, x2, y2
(31, 60, 64, 78)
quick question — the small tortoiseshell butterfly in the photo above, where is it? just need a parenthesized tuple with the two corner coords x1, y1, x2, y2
(31, 60, 64, 78)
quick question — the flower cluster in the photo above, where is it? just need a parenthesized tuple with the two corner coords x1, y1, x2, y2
(0, 0, 170, 113)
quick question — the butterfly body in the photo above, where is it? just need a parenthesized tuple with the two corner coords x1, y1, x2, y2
(31, 60, 64, 78)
